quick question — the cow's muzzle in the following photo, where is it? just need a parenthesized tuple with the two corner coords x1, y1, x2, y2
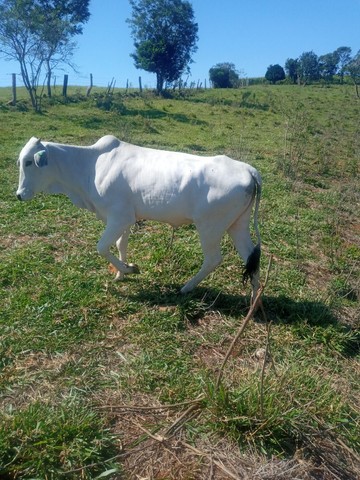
(17, 194, 23, 201)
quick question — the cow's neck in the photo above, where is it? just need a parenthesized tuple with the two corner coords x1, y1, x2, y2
(46, 143, 96, 211)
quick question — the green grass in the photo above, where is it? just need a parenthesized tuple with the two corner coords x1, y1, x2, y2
(1, 399, 119, 479)
(0, 85, 359, 479)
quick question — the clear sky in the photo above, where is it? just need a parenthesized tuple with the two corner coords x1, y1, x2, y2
(0, 0, 359, 88)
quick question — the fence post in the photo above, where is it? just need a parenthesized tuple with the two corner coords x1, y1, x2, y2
(86, 73, 93, 97)
(139, 76, 142, 93)
(11, 73, 16, 106)
(62, 74, 68, 97)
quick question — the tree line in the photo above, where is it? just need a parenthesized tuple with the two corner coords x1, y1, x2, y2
(210, 48, 360, 96)
(283, 47, 358, 87)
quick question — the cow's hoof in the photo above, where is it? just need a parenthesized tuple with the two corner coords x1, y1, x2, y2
(114, 271, 125, 281)
(129, 263, 140, 274)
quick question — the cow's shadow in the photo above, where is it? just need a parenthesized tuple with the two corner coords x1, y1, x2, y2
(126, 284, 359, 358)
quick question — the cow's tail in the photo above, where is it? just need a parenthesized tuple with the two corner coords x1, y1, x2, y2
(242, 170, 262, 285)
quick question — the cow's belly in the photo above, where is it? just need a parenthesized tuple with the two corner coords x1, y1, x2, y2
(134, 200, 193, 228)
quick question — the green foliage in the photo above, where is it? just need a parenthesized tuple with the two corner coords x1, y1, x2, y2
(128, 0, 198, 92)
(285, 58, 299, 84)
(298, 51, 320, 85)
(209, 62, 240, 88)
(265, 64, 285, 84)
(344, 50, 360, 97)
(283, 47, 358, 87)
(319, 52, 339, 81)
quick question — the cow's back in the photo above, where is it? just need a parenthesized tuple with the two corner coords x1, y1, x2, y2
(93, 143, 256, 226)
(92, 135, 121, 153)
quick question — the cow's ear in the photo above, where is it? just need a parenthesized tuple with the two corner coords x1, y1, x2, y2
(34, 150, 48, 167)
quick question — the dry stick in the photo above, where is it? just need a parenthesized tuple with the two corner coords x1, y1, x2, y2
(96, 394, 205, 412)
(215, 255, 273, 391)
(180, 442, 240, 480)
(163, 402, 202, 438)
(131, 403, 204, 443)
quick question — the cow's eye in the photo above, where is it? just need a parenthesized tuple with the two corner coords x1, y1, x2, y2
(25, 160, 32, 167)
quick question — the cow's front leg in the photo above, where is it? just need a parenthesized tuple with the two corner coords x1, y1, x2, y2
(97, 220, 140, 278)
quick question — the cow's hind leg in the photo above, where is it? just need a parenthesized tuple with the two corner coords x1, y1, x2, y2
(114, 228, 133, 280)
(227, 218, 260, 303)
(97, 220, 140, 278)
(181, 225, 223, 294)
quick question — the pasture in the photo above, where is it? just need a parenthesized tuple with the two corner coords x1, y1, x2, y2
(0, 85, 359, 479)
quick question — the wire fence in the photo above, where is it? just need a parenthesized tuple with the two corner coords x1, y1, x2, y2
(0, 72, 150, 89)
(0, 71, 210, 91)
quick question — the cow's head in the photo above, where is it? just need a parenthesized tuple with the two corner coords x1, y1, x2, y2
(16, 137, 49, 201)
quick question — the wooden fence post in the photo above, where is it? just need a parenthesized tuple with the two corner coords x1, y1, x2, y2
(139, 76, 142, 93)
(11, 73, 16, 106)
(86, 73, 93, 97)
(62, 74, 68, 97)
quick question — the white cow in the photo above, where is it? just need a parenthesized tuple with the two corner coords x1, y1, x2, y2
(16, 136, 262, 299)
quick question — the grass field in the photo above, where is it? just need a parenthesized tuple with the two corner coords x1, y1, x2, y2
(0, 84, 359, 479)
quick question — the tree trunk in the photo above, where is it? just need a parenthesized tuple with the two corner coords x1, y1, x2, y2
(156, 73, 164, 93)
(19, 61, 37, 110)
(46, 60, 52, 97)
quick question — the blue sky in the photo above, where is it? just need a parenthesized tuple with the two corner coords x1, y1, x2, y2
(0, 0, 359, 87)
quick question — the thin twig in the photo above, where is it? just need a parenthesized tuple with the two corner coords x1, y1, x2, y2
(179, 441, 240, 480)
(215, 255, 273, 390)
(215, 287, 262, 390)
(135, 422, 166, 442)
(162, 402, 202, 438)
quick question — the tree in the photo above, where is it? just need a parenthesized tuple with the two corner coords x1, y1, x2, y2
(319, 52, 339, 82)
(128, 0, 198, 93)
(285, 58, 299, 84)
(36, 1, 90, 97)
(344, 50, 360, 98)
(0, 0, 90, 109)
(265, 64, 285, 84)
(335, 46, 352, 83)
(0, 0, 42, 109)
(297, 51, 320, 85)
(209, 62, 239, 88)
